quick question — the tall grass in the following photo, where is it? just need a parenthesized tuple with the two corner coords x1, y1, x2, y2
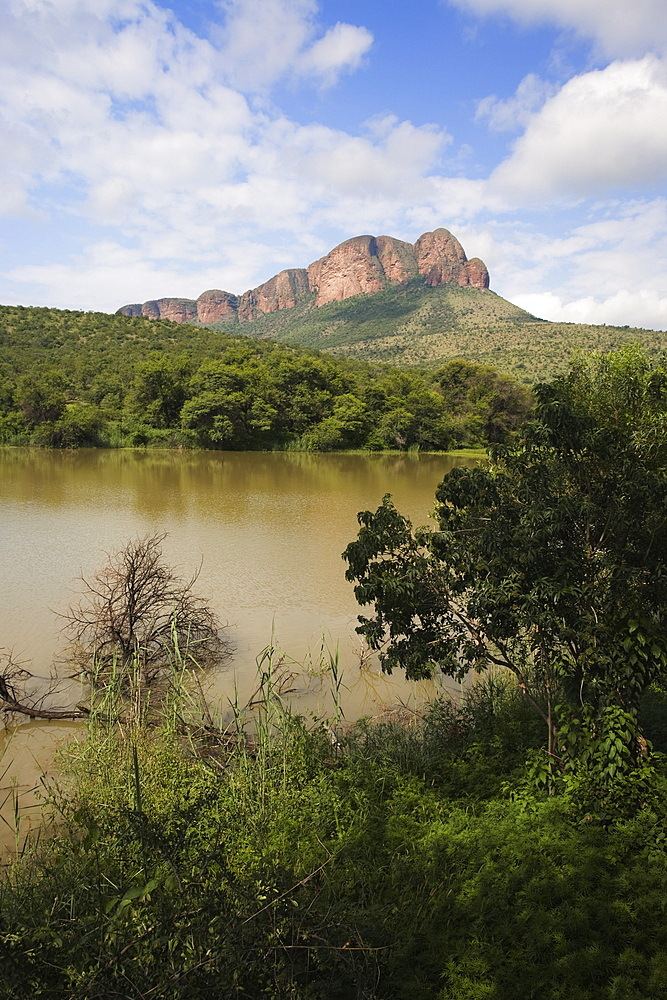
(2, 662, 667, 998)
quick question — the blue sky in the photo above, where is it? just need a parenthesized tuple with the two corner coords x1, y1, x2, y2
(1, 0, 666, 330)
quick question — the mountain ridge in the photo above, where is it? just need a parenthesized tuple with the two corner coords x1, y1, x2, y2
(113, 225, 667, 381)
(117, 227, 490, 325)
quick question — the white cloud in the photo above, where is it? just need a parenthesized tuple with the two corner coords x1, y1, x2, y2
(468, 200, 667, 330)
(476, 73, 555, 131)
(296, 118, 447, 197)
(514, 289, 667, 329)
(2, 0, 667, 333)
(3, 237, 303, 310)
(448, 0, 667, 59)
(0, 0, 450, 310)
(299, 21, 373, 86)
(489, 56, 667, 202)
(214, 0, 372, 90)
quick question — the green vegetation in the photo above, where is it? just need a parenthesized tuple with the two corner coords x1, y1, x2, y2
(344, 346, 667, 817)
(225, 281, 666, 381)
(3, 346, 667, 998)
(0, 304, 531, 450)
(2, 663, 667, 998)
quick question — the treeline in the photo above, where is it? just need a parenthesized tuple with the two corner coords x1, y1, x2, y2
(0, 304, 532, 450)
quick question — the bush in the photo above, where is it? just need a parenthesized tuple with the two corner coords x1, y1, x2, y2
(2, 677, 667, 999)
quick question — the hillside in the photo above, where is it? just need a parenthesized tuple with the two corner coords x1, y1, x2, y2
(118, 228, 490, 324)
(217, 281, 666, 382)
(113, 222, 666, 381)
(0, 304, 532, 451)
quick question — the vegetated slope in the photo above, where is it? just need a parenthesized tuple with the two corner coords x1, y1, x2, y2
(0, 303, 532, 451)
(222, 280, 666, 382)
(0, 304, 246, 377)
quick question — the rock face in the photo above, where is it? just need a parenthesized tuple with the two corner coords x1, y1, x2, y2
(375, 235, 420, 284)
(306, 235, 422, 307)
(196, 289, 238, 323)
(116, 227, 490, 324)
(464, 257, 490, 289)
(238, 268, 310, 322)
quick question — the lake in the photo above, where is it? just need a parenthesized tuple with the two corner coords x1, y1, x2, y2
(0, 447, 479, 851)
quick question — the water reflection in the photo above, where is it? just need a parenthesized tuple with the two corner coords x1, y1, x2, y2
(0, 448, 480, 681)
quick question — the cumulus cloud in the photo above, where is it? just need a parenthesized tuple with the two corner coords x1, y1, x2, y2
(476, 73, 555, 131)
(473, 199, 667, 330)
(0, 0, 446, 307)
(299, 21, 374, 86)
(2, 0, 667, 332)
(448, 0, 667, 59)
(488, 56, 667, 202)
(4, 238, 293, 310)
(513, 289, 667, 329)
(214, 0, 372, 90)
(0, 2, 388, 241)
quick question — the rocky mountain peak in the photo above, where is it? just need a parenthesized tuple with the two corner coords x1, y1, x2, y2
(117, 227, 490, 324)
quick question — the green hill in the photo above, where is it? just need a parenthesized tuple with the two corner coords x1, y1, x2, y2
(0, 303, 533, 451)
(216, 281, 666, 382)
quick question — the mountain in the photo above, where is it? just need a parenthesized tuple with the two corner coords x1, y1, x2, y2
(117, 228, 490, 324)
(116, 227, 666, 381)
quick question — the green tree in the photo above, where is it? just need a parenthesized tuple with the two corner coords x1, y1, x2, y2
(181, 357, 277, 448)
(126, 353, 191, 429)
(435, 358, 533, 445)
(15, 369, 67, 424)
(33, 404, 105, 448)
(301, 393, 370, 450)
(343, 348, 667, 796)
(363, 371, 453, 450)
(268, 351, 347, 435)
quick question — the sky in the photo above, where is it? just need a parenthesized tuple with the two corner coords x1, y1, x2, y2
(1, 0, 666, 330)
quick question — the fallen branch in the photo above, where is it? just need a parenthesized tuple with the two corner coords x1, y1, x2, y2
(0, 673, 88, 721)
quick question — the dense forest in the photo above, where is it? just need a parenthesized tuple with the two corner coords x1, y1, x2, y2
(0, 304, 531, 450)
(3, 346, 667, 998)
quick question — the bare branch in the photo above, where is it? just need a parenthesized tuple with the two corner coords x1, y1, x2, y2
(0, 653, 87, 720)
(59, 533, 228, 685)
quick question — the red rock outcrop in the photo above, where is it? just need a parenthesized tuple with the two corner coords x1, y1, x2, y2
(465, 257, 490, 289)
(116, 227, 490, 322)
(307, 236, 387, 307)
(238, 268, 310, 322)
(140, 300, 160, 319)
(155, 298, 198, 323)
(414, 228, 467, 273)
(196, 289, 238, 323)
(375, 235, 420, 284)
(117, 302, 144, 317)
(116, 299, 197, 321)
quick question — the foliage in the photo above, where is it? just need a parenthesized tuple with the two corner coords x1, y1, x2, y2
(234, 280, 666, 381)
(126, 353, 192, 429)
(0, 303, 532, 451)
(15, 368, 67, 424)
(435, 358, 534, 444)
(2, 676, 667, 998)
(343, 347, 667, 805)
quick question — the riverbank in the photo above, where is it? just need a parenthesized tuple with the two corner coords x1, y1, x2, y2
(3, 672, 667, 999)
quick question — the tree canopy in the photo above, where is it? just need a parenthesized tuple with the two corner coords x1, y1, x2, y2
(344, 346, 667, 802)
(0, 304, 533, 451)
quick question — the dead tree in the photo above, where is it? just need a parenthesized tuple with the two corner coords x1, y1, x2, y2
(60, 533, 227, 683)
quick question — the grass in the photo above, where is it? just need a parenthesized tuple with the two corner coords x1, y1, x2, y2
(234, 282, 666, 382)
(2, 659, 667, 998)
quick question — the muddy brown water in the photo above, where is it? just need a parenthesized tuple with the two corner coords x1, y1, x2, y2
(0, 448, 480, 856)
